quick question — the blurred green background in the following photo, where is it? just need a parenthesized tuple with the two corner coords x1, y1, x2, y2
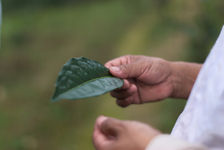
(0, 0, 224, 149)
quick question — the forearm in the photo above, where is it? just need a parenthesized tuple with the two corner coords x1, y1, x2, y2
(169, 61, 202, 99)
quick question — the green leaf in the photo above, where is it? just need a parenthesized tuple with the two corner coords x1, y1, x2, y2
(52, 57, 123, 102)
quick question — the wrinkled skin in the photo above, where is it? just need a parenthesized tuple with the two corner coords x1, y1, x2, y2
(105, 55, 174, 107)
(92, 55, 201, 150)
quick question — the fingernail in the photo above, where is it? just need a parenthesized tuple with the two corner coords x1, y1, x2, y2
(110, 67, 120, 72)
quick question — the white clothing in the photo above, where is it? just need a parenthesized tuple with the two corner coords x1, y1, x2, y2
(146, 26, 224, 150)
(171, 26, 224, 150)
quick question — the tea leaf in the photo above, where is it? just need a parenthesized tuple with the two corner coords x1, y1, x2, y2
(52, 57, 123, 101)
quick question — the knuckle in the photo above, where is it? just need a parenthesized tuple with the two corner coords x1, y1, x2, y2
(124, 55, 134, 63)
(116, 99, 130, 108)
(120, 64, 129, 73)
(124, 54, 132, 58)
(110, 91, 118, 98)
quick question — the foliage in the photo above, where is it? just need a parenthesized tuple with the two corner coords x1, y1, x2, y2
(187, 0, 224, 62)
(1, 0, 224, 149)
(4, 0, 80, 12)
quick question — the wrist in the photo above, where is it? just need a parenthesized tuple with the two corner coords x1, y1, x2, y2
(169, 61, 202, 99)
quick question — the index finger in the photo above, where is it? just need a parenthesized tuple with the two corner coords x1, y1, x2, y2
(105, 56, 130, 68)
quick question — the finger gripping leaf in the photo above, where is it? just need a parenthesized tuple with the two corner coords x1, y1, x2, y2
(52, 57, 123, 101)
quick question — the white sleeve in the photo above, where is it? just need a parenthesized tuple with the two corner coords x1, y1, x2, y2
(145, 135, 208, 150)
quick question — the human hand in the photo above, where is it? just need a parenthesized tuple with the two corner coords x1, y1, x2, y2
(105, 55, 174, 107)
(92, 116, 160, 150)
(105, 55, 201, 107)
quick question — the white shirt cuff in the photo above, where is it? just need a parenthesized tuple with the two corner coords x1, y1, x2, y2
(145, 134, 208, 150)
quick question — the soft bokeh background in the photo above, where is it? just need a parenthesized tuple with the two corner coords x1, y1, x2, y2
(1, 0, 224, 149)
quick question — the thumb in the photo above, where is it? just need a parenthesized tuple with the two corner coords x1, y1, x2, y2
(100, 117, 124, 139)
(109, 63, 147, 79)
